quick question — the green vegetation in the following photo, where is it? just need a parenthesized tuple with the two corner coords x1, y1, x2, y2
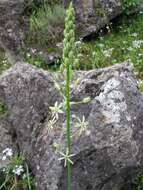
(0, 149, 35, 190)
(138, 80, 143, 92)
(0, 101, 7, 116)
(0, 49, 11, 75)
(122, 0, 140, 13)
(132, 174, 143, 190)
(32, 0, 62, 8)
(25, 11, 143, 79)
(77, 12, 143, 78)
(27, 3, 65, 48)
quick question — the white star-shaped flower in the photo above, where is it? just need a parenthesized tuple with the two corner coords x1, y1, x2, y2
(50, 102, 64, 119)
(75, 116, 89, 136)
(58, 149, 75, 167)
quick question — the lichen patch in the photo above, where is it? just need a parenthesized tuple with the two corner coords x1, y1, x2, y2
(95, 78, 127, 123)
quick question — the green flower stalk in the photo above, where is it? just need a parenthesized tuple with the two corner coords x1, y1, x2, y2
(62, 2, 75, 190)
(62, 2, 75, 72)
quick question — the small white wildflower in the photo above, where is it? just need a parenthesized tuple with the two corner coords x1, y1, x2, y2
(12, 165, 24, 176)
(31, 48, 36, 54)
(75, 116, 89, 136)
(49, 55, 54, 61)
(53, 142, 60, 153)
(92, 51, 96, 57)
(2, 59, 7, 64)
(46, 117, 57, 133)
(2, 155, 7, 161)
(132, 40, 143, 48)
(138, 79, 143, 85)
(123, 41, 127, 44)
(78, 53, 83, 58)
(2, 167, 6, 172)
(39, 51, 43, 55)
(26, 53, 31, 58)
(71, 114, 76, 119)
(126, 115, 131, 121)
(36, 165, 40, 170)
(58, 149, 75, 167)
(98, 43, 104, 48)
(54, 80, 61, 91)
(106, 25, 110, 30)
(127, 47, 133, 51)
(2, 148, 13, 156)
(2, 148, 13, 160)
(131, 33, 138, 37)
(75, 41, 82, 47)
(139, 53, 143, 57)
(108, 8, 113, 12)
(56, 42, 63, 48)
(85, 130, 91, 136)
(103, 48, 114, 58)
(49, 102, 64, 119)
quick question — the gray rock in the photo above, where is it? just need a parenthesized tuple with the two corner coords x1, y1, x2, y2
(0, 61, 143, 189)
(41, 52, 61, 65)
(73, 0, 122, 38)
(0, 0, 25, 51)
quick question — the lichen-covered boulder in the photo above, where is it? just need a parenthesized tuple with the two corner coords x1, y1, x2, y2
(0, 62, 143, 190)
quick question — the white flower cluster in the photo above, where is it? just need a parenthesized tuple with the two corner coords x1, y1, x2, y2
(98, 43, 104, 48)
(75, 116, 89, 136)
(103, 48, 114, 57)
(132, 40, 143, 48)
(46, 101, 64, 133)
(1, 148, 13, 161)
(50, 102, 64, 120)
(30, 48, 37, 54)
(2, 59, 8, 64)
(131, 33, 138, 37)
(138, 79, 143, 85)
(12, 165, 24, 176)
(127, 47, 133, 51)
(75, 41, 82, 47)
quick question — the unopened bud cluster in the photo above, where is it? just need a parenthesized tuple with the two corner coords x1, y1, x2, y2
(62, 2, 75, 69)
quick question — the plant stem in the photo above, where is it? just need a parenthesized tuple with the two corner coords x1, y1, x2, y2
(26, 163, 31, 190)
(0, 172, 10, 189)
(66, 61, 72, 190)
(63, 3, 75, 189)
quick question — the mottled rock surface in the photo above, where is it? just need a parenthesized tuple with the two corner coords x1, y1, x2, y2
(0, 62, 143, 189)
(72, 0, 122, 38)
(0, 0, 28, 62)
